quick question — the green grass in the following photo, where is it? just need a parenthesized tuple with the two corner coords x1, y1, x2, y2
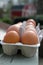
(0, 18, 3, 22)
(0, 17, 13, 24)
(3, 17, 12, 24)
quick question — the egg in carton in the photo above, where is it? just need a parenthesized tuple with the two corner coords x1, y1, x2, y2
(1, 20, 42, 57)
(19, 21, 40, 57)
(1, 23, 21, 55)
(21, 22, 43, 57)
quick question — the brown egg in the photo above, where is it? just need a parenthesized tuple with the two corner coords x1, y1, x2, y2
(25, 25, 34, 29)
(25, 24, 36, 33)
(3, 31, 20, 43)
(27, 19, 36, 27)
(26, 22, 35, 27)
(7, 25, 19, 33)
(25, 28, 37, 34)
(7, 22, 22, 34)
(16, 22, 22, 26)
(21, 30, 38, 45)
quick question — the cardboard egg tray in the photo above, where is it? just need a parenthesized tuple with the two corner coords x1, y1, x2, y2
(0, 22, 42, 57)
(0, 41, 40, 57)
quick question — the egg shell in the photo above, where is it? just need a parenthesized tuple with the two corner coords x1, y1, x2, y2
(21, 30, 38, 45)
(27, 19, 36, 27)
(3, 31, 20, 43)
(7, 22, 22, 34)
(25, 25, 37, 33)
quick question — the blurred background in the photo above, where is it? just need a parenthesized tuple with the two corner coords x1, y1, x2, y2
(0, 0, 43, 24)
(0, 0, 43, 65)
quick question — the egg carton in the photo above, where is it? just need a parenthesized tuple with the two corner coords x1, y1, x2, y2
(0, 41, 40, 57)
(0, 22, 43, 57)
